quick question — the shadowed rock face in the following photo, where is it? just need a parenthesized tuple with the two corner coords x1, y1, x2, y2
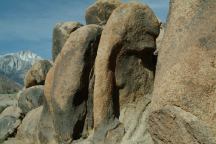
(149, 0, 216, 143)
(0, 106, 22, 143)
(85, 0, 121, 26)
(93, 3, 159, 142)
(52, 22, 82, 61)
(50, 25, 102, 143)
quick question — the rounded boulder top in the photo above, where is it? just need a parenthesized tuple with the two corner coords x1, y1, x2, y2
(85, 0, 122, 26)
(52, 22, 83, 61)
(24, 60, 52, 88)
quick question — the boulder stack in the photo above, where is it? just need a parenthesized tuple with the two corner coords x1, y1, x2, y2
(24, 60, 52, 88)
(92, 3, 159, 143)
(49, 25, 102, 143)
(2, 0, 215, 144)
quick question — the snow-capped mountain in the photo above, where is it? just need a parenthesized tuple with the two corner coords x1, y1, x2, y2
(14, 51, 42, 64)
(0, 51, 42, 84)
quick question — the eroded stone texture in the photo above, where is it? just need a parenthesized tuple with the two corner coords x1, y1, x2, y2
(38, 67, 57, 144)
(3, 138, 24, 144)
(24, 60, 52, 88)
(52, 22, 82, 61)
(51, 24, 102, 143)
(18, 85, 44, 114)
(0, 117, 21, 143)
(16, 106, 43, 144)
(85, 0, 121, 26)
(149, 106, 216, 144)
(0, 106, 22, 143)
(119, 95, 154, 144)
(38, 105, 57, 144)
(93, 2, 159, 142)
(82, 70, 95, 137)
(149, 0, 216, 143)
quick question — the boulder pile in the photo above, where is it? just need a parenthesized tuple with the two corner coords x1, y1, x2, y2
(2, 0, 216, 144)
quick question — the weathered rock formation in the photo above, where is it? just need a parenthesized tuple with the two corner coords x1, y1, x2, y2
(119, 94, 154, 144)
(24, 60, 52, 88)
(93, 2, 159, 143)
(2, 0, 216, 144)
(52, 22, 82, 61)
(50, 24, 102, 143)
(18, 85, 44, 114)
(0, 106, 22, 142)
(149, 0, 216, 143)
(4, 106, 52, 144)
(15, 106, 43, 144)
(85, 0, 121, 26)
(149, 105, 216, 144)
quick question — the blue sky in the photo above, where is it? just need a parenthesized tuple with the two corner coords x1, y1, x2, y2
(0, 0, 169, 59)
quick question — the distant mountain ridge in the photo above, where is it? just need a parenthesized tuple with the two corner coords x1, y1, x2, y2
(0, 51, 42, 84)
(0, 74, 22, 94)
